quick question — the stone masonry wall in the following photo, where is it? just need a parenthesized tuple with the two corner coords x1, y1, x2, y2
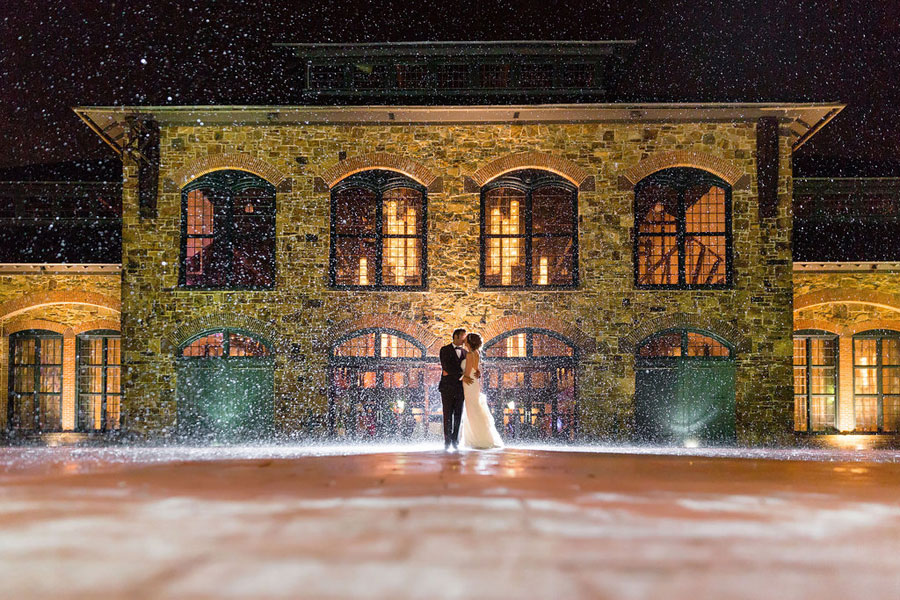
(0, 272, 121, 430)
(794, 270, 900, 432)
(119, 120, 795, 444)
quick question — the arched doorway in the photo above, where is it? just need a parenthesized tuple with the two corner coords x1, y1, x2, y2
(175, 329, 274, 441)
(482, 329, 577, 441)
(634, 329, 736, 445)
(328, 329, 437, 439)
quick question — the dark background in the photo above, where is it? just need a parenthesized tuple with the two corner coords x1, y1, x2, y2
(1, 0, 898, 175)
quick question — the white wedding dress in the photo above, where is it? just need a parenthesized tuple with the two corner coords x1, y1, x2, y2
(459, 354, 504, 449)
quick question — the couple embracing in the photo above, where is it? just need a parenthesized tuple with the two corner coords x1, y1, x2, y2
(438, 328, 504, 451)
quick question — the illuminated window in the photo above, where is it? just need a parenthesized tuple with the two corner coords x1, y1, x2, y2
(181, 170, 276, 289)
(77, 330, 122, 432)
(482, 170, 578, 288)
(634, 168, 732, 288)
(180, 330, 270, 358)
(792, 331, 837, 432)
(638, 330, 731, 359)
(482, 329, 577, 440)
(329, 329, 430, 439)
(333, 331, 423, 359)
(853, 331, 900, 433)
(8, 330, 63, 432)
(330, 170, 426, 289)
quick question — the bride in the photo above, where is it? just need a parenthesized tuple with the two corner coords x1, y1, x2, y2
(459, 333, 504, 450)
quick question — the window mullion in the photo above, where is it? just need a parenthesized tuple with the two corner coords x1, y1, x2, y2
(878, 338, 885, 432)
(808, 339, 814, 431)
(525, 189, 534, 287)
(375, 190, 384, 287)
(33, 338, 41, 431)
(677, 190, 687, 287)
(227, 192, 236, 287)
(100, 337, 108, 432)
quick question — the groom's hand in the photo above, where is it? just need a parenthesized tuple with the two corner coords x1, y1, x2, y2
(474, 369, 481, 379)
(463, 376, 474, 384)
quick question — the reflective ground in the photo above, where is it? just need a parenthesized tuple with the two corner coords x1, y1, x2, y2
(1, 444, 898, 599)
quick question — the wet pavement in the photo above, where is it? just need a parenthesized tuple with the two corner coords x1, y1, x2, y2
(1, 444, 899, 599)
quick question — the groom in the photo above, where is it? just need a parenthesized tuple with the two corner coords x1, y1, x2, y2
(438, 328, 468, 450)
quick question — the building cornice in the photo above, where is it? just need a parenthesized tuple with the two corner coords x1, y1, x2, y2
(74, 102, 844, 157)
(794, 262, 900, 272)
(0, 264, 121, 275)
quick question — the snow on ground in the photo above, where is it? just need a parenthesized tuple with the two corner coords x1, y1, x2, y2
(0, 446, 898, 599)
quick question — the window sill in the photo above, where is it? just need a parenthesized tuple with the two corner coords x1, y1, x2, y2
(328, 285, 429, 292)
(174, 286, 277, 292)
(634, 284, 734, 291)
(478, 285, 581, 292)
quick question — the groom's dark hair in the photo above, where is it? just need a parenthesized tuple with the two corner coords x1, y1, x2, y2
(452, 328, 466, 338)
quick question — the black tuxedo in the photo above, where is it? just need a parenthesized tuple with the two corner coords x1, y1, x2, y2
(438, 343, 467, 447)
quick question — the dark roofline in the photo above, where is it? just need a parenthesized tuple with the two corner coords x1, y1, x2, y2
(795, 177, 900, 195)
(275, 40, 637, 59)
(0, 158, 121, 183)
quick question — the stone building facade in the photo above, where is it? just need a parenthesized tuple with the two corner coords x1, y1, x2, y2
(63, 100, 843, 446)
(0, 264, 121, 440)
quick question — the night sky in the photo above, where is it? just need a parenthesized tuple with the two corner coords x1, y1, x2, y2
(2, 0, 898, 175)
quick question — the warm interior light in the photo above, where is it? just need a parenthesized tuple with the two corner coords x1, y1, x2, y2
(538, 255, 548, 285)
(358, 257, 368, 285)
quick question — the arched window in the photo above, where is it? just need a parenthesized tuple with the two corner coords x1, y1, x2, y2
(329, 329, 434, 439)
(180, 330, 271, 358)
(637, 329, 732, 358)
(482, 329, 577, 440)
(76, 329, 122, 432)
(634, 168, 732, 288)
(330, 170, 426, 289)
(792, 330, 837, 433)
(180, 170, 276, 289)
(7, 330, 63, 432)
(852, 330, 900, 433)
(481, 170, 578, 288)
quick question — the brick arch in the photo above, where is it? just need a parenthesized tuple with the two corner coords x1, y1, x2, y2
(169, 153, 289, 190)
(469, 151, 592, 188)
(73, 319, 122, 335)
(619, 150, 749, 189)
(327, 314, 441, 356)
(320, 152, 441, 190)
(0, 291, 120, 321)
(794, 288, 900, 313)
(480, 313, 596, 355)
(793, 318, 841, 335)
(166, 312, 287, 353)
(844, 319, 900, 336)
(4, 319, 70, 336)
(620, 312, 749, 353)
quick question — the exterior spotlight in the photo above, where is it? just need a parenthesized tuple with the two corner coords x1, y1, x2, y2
(507, 401, 516, 411)
(396, 400, 405, 413)
(684, 438, 700, 448)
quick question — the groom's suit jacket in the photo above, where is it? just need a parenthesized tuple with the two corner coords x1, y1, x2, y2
(438, 343, 466, 395)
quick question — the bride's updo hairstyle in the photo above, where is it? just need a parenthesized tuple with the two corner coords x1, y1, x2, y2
(466, 332, 483, 351)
